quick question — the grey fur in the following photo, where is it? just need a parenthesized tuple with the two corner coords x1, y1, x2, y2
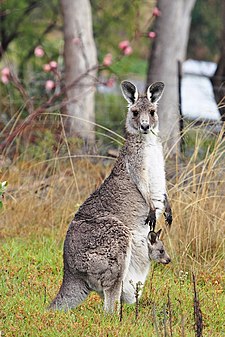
(148, 229, 171, 265)
(49, 81, 172, 313)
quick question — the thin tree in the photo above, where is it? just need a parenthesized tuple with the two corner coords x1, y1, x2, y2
(146, 0, 196, 156)
(60, 0, 98, 147)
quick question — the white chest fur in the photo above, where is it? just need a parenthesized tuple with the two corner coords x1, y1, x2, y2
(122, 226, 150, 304)
(143, 137, 166, 194)
(142, 135, 166, 216)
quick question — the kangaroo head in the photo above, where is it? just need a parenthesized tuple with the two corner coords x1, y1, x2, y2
(147, 229, 171, 265)
(121, 80, 164, 135)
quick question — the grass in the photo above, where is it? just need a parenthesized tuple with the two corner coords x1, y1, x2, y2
(0, 235, 224, 336)
(0, 120, 225, 336)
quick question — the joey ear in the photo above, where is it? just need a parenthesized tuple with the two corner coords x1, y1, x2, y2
(148, 231, 157, 245)
(156, 229, 162, 239)
(147, 81, 164, 103)
(121, 81, 138, 105)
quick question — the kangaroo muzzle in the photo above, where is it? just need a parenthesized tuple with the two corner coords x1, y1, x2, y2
(140, 122, 150, 133)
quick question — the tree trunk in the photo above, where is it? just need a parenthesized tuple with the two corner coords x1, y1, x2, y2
(211, 1, 225, 122)
(146, 0, 196, 156)
(60, 0, 97, 146)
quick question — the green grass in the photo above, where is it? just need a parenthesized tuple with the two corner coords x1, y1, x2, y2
(1, 233, 224, 337)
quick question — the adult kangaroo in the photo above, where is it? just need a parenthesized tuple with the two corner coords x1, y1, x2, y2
(49, 80, 172, 313)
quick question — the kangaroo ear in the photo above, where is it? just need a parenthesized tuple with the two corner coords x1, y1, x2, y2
(148, 231, 157, 245)
(147, 81, 164, 103)
(121, 81, 138, 105)
(156, 229, 162, 239)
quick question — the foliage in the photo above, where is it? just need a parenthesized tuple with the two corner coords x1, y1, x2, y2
(110, 55, 147, 77)
(1, 0, 224, 151)
(1, 0, 60, 66)
(95, 92, 125, 149)
(0, 1, 62, 132)
(188, 0, 222, 60)
(91, 0, 152, 58)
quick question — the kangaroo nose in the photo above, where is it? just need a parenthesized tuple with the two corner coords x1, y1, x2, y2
(140, 123, 150, 132)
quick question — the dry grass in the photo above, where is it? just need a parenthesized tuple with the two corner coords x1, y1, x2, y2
(165, 125, 225, 271)
(1, 122, 225, 267)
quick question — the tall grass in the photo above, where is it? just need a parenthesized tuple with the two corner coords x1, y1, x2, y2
(1, 115, 224, 264)
(165, 123, 225, 269)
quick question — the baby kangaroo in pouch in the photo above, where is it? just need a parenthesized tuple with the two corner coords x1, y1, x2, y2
(49, 80, 172, 313)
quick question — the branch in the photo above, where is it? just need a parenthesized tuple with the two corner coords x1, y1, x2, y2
(0, 1, 40, 58)
(10, 73, 34, 114)
(0, 64, 99, 152)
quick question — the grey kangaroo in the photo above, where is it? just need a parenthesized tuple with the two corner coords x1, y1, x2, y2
(49, 80, 172, 313)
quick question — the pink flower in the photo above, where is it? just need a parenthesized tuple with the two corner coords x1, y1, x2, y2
(43, 64, 51, 72)
(1, 75, 9, 84)
(118, 40, 133, 56)
(1, 67, 10, 84)
(152, 7, 161, 17)
(148, 31, 157, 39)
(1, 67, 10, 77)
(106, 77, 115, 88)
(34, 46, 44, 57)
(123, 46, 133, 55)
(49, 61, 57, 70)
(103, 53, 112, 66)
(45, 80, 55, 91)
(118, 40, 130, 50)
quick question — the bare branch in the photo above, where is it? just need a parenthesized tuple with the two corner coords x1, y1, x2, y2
(0, 64, 99, 152)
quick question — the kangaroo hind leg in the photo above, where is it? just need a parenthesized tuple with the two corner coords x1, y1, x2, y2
(103, 280, 123, 314)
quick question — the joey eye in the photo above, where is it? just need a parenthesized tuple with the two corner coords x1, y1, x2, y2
(159, 249, 164, 254)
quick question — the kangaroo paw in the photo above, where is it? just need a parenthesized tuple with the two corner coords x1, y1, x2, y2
(163, 194, 172, 227)
(164, 211, 172, 227)
(145, 210, 156, 231)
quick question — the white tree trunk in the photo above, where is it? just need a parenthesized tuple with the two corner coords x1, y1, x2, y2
(60, 0, 97, 146)
(146, 0, 196, 156)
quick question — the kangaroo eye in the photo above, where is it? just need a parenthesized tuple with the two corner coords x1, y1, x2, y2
(149, 110, 155, 116)
(132, 109, 139, 117)
(159, 249, 164, 254)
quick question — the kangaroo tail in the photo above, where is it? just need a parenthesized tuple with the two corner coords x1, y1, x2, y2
(49, 273, 90, 311)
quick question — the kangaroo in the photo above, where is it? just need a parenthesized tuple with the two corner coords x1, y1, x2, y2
(49, 80, 172, 313)
(50, 226, 170, 312)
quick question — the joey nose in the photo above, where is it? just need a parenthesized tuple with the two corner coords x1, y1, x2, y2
(165, 257, 171, 264)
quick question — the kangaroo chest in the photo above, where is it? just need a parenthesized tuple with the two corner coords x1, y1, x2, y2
(142, 141, 166, 197)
